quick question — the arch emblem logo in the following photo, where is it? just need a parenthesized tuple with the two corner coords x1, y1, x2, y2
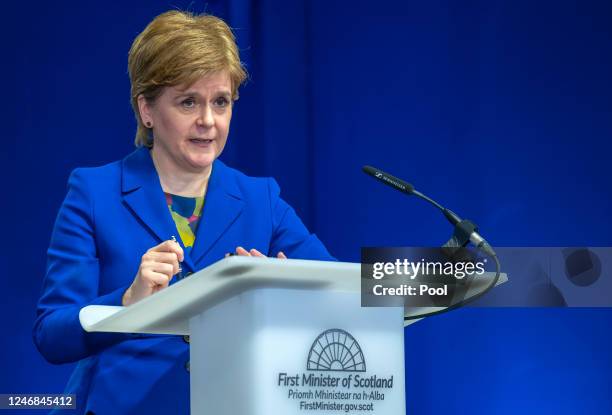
(306, 329, 366, 372)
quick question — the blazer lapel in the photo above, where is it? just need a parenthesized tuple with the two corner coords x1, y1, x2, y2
(120, 147, 197, 272)
(190, 159, 244, 265)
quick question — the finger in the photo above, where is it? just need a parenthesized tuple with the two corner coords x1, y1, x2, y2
(144, 261, 175, 279)
(153, 240, 185, 262)
(277, 251, 287, 259)
(250, 248, 265, 257)
(141, 256, 178, 276)
(174, 242, 185, 262)
(148, 251, 178, 263)
(141, 269, 172, 288)
(147, 252, 180, 274)
(151, 240, 177, 252)
(235, 246, 251, 256)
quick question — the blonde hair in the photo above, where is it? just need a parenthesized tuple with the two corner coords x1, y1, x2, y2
(128, 10, 247, 147)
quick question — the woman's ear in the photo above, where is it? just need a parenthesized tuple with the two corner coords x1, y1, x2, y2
(137, 95, 153, 127)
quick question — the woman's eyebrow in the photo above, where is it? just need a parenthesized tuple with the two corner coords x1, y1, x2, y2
(174, 89, 231, 98)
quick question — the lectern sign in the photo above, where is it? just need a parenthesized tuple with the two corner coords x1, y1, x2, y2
(276, 329, 395, 412)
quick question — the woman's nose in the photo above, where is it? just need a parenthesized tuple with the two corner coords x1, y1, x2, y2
(197, 105, 214, 127)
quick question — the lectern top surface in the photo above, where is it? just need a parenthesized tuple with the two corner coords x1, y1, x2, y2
(80, 257, 361, 335)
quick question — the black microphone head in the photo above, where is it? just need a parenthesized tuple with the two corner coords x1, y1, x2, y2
(362, 165, 415, 194)
(362, 165, 379, 178)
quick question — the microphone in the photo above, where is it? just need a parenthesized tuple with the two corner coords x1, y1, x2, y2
(362, 165, 496, 257)
(362, 165, 414, 195)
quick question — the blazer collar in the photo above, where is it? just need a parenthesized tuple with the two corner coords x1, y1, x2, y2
(190, 157, 244, 265)
(121, 147, 244, 270)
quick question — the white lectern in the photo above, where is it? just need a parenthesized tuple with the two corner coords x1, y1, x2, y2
(80, 256, 506, 415)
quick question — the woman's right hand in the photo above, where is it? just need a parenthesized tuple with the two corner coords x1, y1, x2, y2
(122, 240, 184, 306)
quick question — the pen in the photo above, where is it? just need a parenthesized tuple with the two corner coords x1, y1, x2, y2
(171, 235, 184, 279)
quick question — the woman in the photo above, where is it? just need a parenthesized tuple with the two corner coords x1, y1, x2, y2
(34, 11, 333, 414)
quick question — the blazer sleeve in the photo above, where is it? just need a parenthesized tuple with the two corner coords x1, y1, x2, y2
(33, 169, 131, 364)
(267, 178, 335, 261)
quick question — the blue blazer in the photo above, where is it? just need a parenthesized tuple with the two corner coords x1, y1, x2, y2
(33, 147, 333, 414)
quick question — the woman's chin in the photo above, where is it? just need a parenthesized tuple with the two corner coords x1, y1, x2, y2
(185, 154, 216, 172)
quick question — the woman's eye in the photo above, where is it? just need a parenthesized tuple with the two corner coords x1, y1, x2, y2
(181, 98, 196, 108)
(214, 97, 229, 107)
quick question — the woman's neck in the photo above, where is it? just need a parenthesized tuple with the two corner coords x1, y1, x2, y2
(150, 148, 211, 197)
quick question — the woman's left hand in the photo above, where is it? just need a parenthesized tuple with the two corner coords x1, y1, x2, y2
(226, 246, 287, 259)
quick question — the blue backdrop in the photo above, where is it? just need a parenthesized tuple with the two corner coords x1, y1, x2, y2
(2, 0, 611, 413)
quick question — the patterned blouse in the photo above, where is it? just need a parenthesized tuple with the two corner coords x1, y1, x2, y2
(165, 192, 204, 255)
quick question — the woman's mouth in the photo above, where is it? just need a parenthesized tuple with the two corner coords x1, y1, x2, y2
(189, 138, 214, 146)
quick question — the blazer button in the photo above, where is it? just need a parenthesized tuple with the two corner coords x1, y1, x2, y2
(185, 361, 190, 372)
(183, 335, 190, 344)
